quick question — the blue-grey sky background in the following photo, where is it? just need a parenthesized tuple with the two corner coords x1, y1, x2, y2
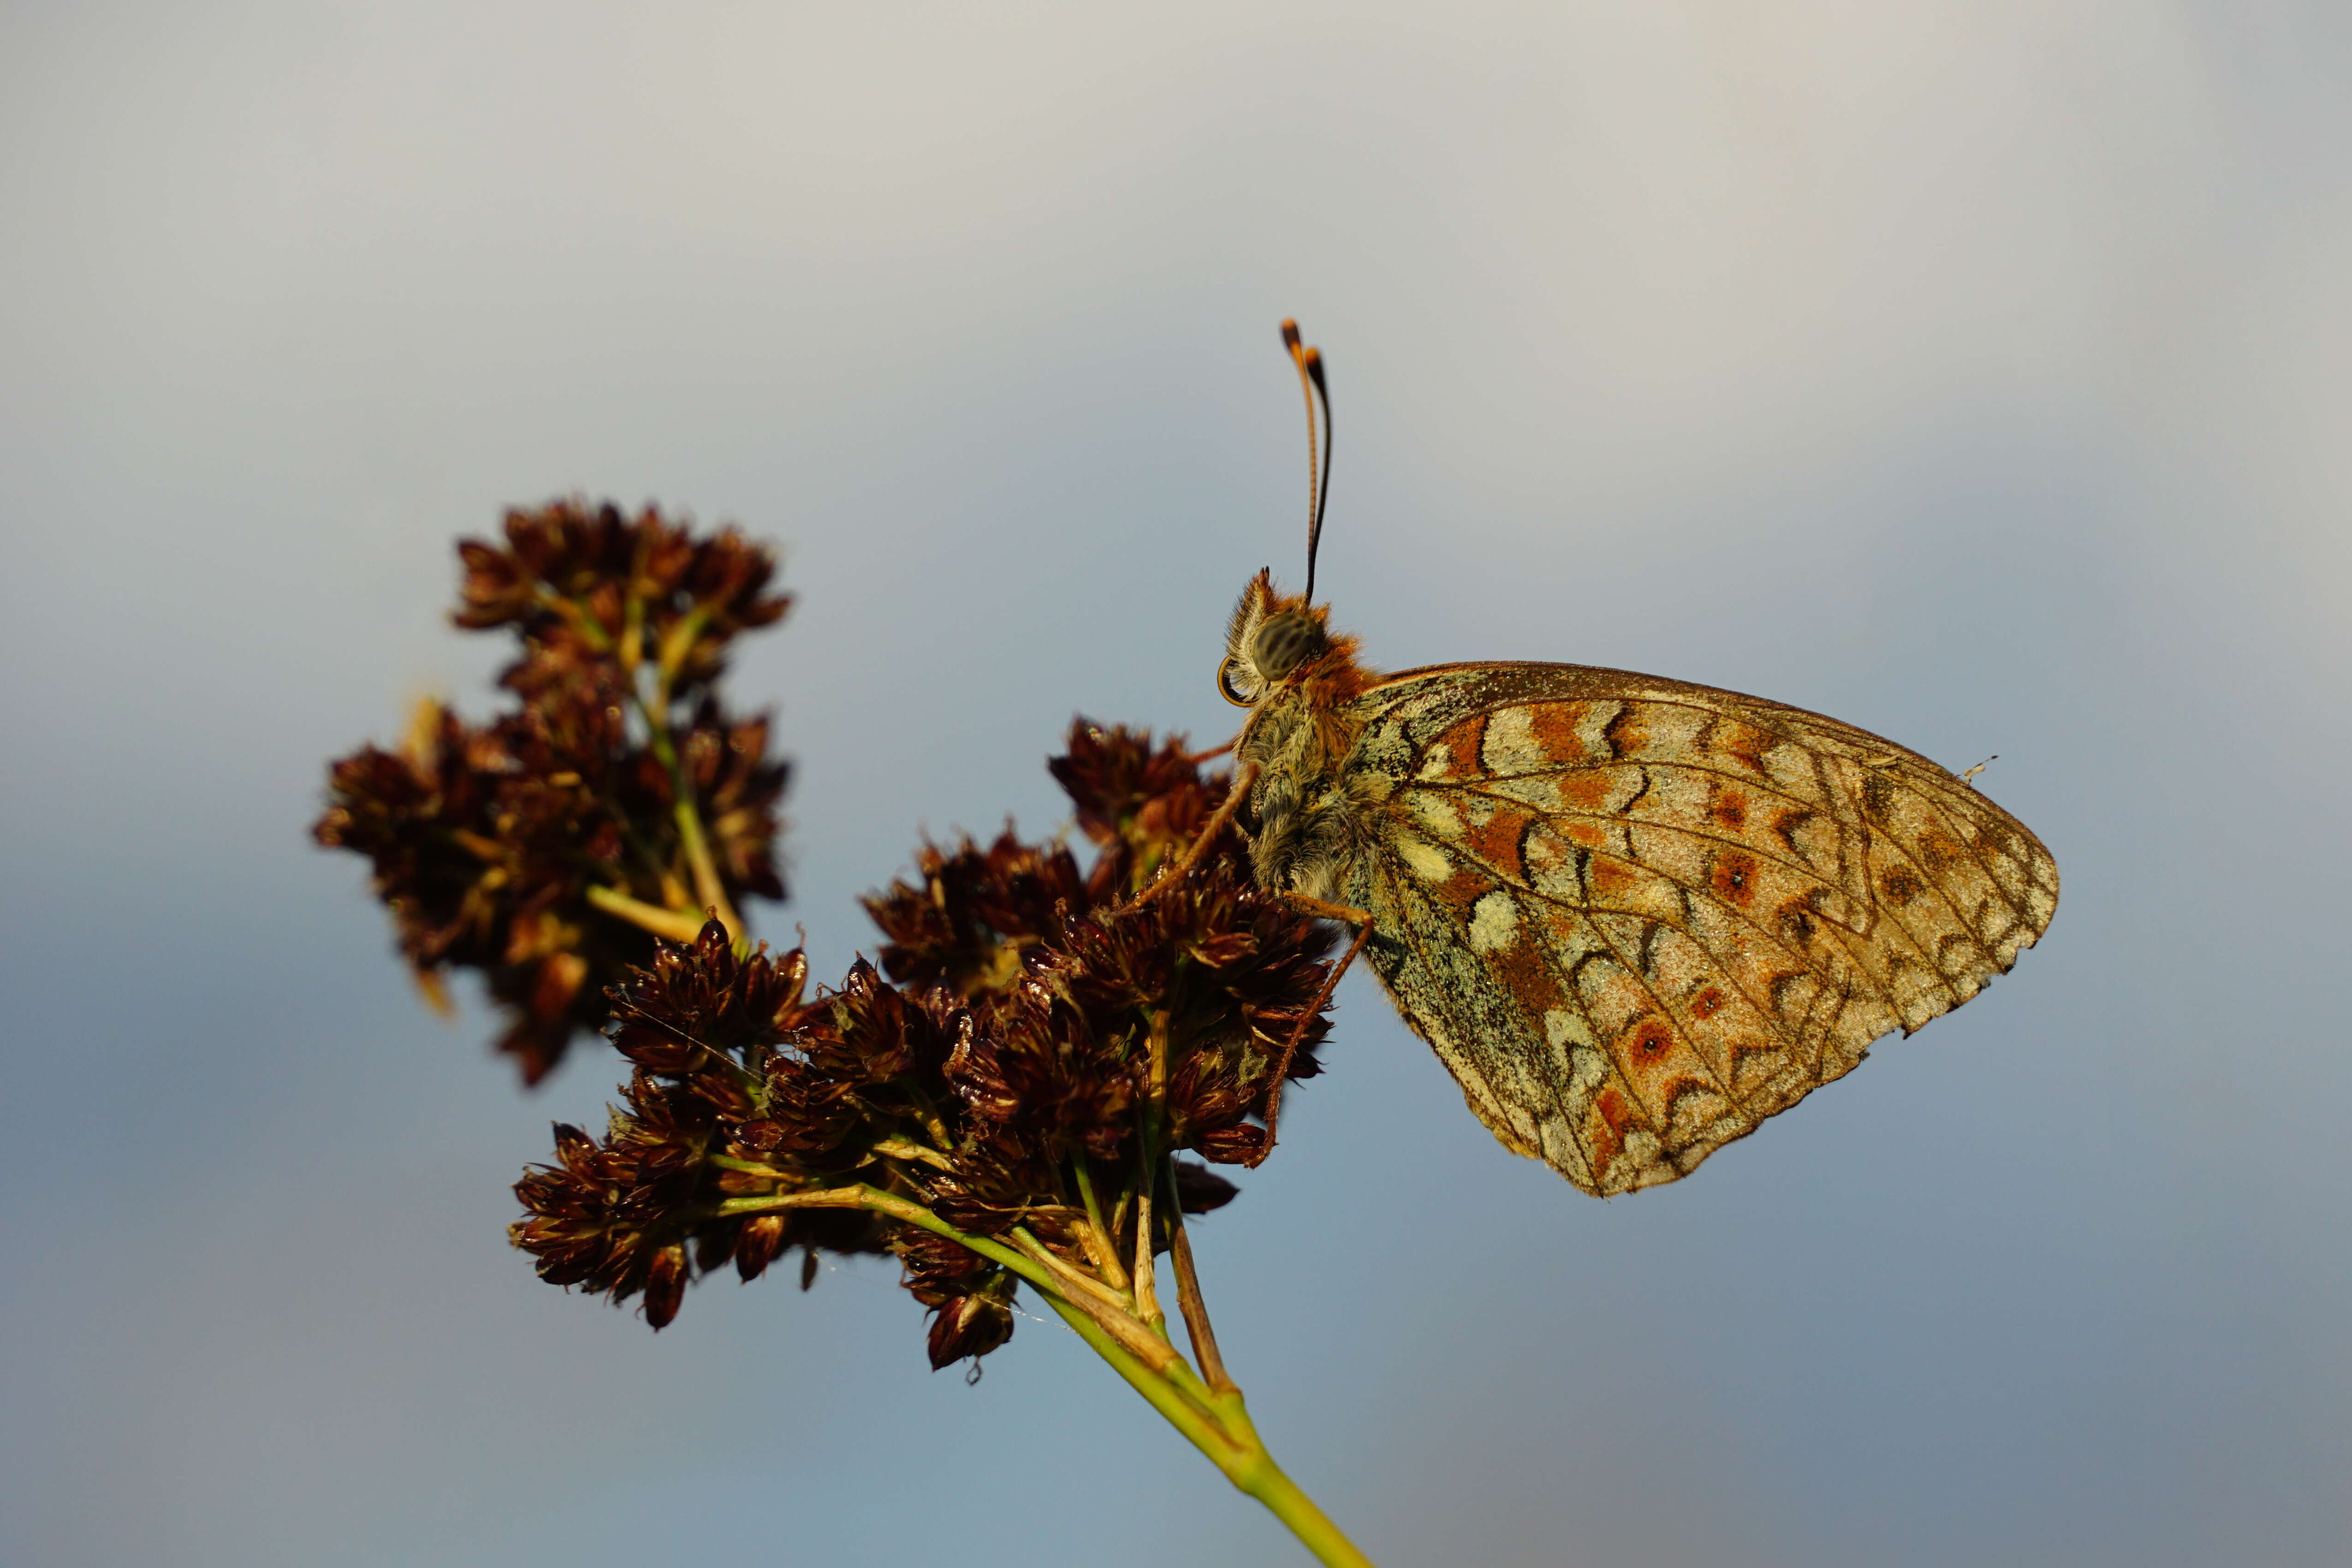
(4, 4, 2348, 1565)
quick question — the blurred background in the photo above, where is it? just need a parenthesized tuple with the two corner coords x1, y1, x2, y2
(4, 4, 2347, 1564)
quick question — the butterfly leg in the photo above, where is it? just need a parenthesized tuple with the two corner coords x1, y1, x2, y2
(1117, 760, 1260, 915)
(1185, 736, 1238, 764)
(1249, 891, 1374, 1166)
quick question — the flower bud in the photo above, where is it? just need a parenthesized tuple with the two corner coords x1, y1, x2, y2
(735, 1216, 787, 1281)
(643, 1245, 689, 1330)
(924, 1272, 1017, 1371)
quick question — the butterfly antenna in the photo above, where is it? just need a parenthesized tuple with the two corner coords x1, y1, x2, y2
(1281, 320, 1334, 606)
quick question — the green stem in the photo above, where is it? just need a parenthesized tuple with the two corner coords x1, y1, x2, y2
(586, 884, 710, 944)
(639, 606, 739, 939)
(1009, 1228, 1192, 1378)
(665, 795, 739, 940)
(1038, 1292, 1247, 1460)
(868, 1135, 954, 1172)
(746, 1186, 1180, 1373)
(634, 705, 738, 943)
(1035, 1296, 1377, 1568)
(1010, 1229, 1144, 1329)
(1227, 1443, 1380, 1568)
(707, 1155, 796, 1181)
(719, 1182, 1378, 1568)
(1072, 1159, 1130, 1290)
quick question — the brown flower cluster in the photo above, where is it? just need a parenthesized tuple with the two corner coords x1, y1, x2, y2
(510, 723, 1339, 1370)
(314, 499, 791, 1081)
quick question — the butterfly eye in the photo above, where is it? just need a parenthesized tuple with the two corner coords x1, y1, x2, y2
(1251, 613, 1327, 680)
(1217, 656, 1256, 707)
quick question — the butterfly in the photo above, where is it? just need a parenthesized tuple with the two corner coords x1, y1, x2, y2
(1173, 321, 2059, 1197)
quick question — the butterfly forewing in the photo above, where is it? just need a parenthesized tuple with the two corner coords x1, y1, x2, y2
(1334, 662, 2059, 1196)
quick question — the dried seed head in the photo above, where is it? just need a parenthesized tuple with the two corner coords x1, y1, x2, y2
(512, 719, 1347, 1368)
(319, 500, 790, 1080)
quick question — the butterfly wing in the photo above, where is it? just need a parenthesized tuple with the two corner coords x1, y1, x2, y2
(1335, 662, 2059, 1196)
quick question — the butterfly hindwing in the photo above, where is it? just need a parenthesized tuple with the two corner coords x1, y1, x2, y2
(1336, 663, 2059, 1195)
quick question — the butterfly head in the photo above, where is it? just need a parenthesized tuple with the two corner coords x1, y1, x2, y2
(1217, 569, 1357, 707)
(1218, 322, 1367, 710)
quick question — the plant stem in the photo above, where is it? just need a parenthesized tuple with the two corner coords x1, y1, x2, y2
(724, 1182, 1378, 1567)
(867, 1135, 954, 1172)
(632, 708, 738, 942)
(586, 884, 711, 943)
(533, 585, 742, 942)
(1132, 1012, 1171, 1333)
(1037, 1295, 1377, 1568)
(1036, 1293, 1245, 1454)
(1167, 1200, 1234, 1394)
(1071, 1159, 1131, 1291)
(839, 1187, 1187, 1379)
(1011, 1228, 1134, 1319)
(1227, 1443, 1380, 1568)
(1130, 1156, 1161, 1331)
(639, 605, 739, 941)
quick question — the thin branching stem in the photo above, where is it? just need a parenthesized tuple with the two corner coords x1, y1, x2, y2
(1131, 1013, 1171, 1333)
(1011, 1227, 1136, 1320)
(1072, 1159, 1131, 1291)
(585, 884, 710, 943)
(652, 611, 737, 935)
(1167, 1194, 1235, 1394)
(847, 1188, 1189, 1381)
(868, 1135, 954, 1172)
(534, 584, 742, 940)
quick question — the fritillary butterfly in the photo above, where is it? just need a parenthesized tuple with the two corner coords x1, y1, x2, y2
(1194, 322, 2059, 1196)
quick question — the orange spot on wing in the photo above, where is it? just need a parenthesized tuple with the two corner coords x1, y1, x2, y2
(1590, 1084, 1635, 1177)
(1431, 714, 1490, 780)
(1710, 850, 1760, 908)
(1916, 828, 1967, 872)
(1627, 1017, 1675, 1062)
(1462, 808, 1532, 881)
(1708, 785, 1749, 830)
(1559, 772, 1615, 811)
(1616, 1018, 1703, 1111)
(1690, 986, 1728, 1020)
(1589, 855, 1637, 898)
(1530, 703, 1593, 764)
(1436, 868, 1488, 910)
